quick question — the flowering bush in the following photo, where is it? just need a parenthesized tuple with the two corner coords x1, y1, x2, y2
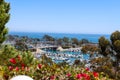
(0, 46, 112, 80)
(1, 58, 111, 80)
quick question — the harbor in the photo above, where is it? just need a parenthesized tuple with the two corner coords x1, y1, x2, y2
(33, 46, 90, 64)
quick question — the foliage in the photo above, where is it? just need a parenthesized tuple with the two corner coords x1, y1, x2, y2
(73, 59, 85, 67)
(79, 39, 89, 45)
(81, 45, 98, 53)
(15, 39, 28, 51)
(111, 31, 120, 58)
(7, 34, 92, 49)
(0, 46, 37, 79)
(56, 38, 63, 45)
(63, 37, 70, 44)
(110, 31, 120, 79)
(96, 31, 120, 79)
(41, 54, 53, 66)
(43, 35, 55, 41)
(0, 0, 10, 45)
(80, 31, 120, 79)
(71, 38, 79, 45)
(1, 58, 111, 80)
(0, 45, 18, 66)
(98, 36, 110, 56)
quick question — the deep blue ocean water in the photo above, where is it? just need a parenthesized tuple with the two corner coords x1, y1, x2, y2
(9, 32, 110, 43)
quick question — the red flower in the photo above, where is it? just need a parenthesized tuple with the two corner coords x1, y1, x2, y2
(66, 73, 71, 77)
(21, 63, 25, 67)
(76, 73, 90, 80)
(8, 66, 14, 70)
(85, 67, 89, 71)
(50, 75, 55, 80)
(93, 72, 99, 77)
(76, 74, 82, 79)
(81, 73, 87, 77)
(38, 64, 42, 69)
(15, 67, 19, 71)
(9, 58, 16, 64)
(81, 73, 90, 80)
(85, 75, 90, 80)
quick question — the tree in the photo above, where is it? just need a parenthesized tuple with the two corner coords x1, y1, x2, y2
(43, 35, 55, 41)
(15, 39, 28, 51)
(57, 38, 63, 45)
(97, 31, 120, 79)
(63, 37, 69, 43)
(0, 0, 10, 45)
(8, 35, 15, 41)
(98, 36, 110, 56)
(81, 45, 98, 54)
(110, 31, 120, 79)
(71, 38, 79, 45)
(110, 31, 120, 44)
(79, 39, 89, 45)
(110, 31, 120, 58)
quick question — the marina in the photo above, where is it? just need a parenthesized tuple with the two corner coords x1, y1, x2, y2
(34, 47, 90, 64)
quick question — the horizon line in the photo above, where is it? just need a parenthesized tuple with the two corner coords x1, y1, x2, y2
(9, 31, 111, 35)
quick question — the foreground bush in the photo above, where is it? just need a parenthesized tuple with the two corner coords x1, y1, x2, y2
(0, 45, 112, 80)
(1, 64, 111, 80)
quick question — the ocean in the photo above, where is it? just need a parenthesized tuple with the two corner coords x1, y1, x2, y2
(9, 32, 110, 43)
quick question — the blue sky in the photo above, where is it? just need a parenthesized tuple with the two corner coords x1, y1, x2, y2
(6, 0, 120, 34)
